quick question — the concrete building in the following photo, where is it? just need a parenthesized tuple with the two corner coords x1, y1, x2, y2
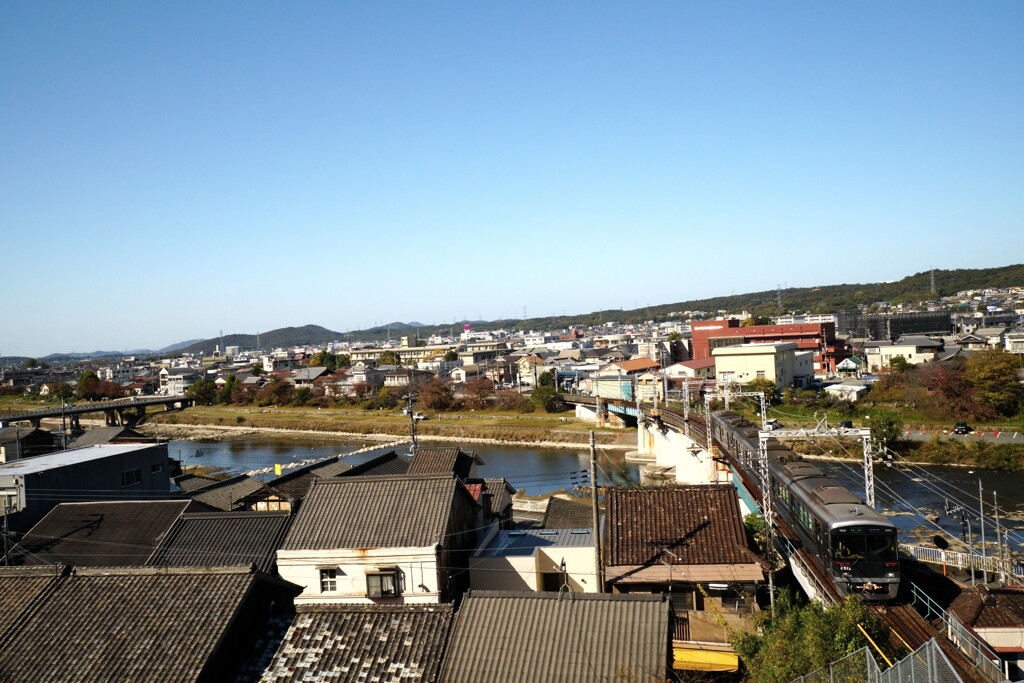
(864, 336, 943, 371)
(0, 442, 171, 532)
(691, 319, 848, 373)
(711, 342, 798, 389)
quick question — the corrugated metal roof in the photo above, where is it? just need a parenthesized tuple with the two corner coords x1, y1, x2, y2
(281, 474, 460, 551)
(439, 591, 669, 682)
(605, 485, 751, 568)
(147, 511, 293, 574)
(11, 501, 193, 567)
(0, 443, 163, 476)
(0, 566, 263, 681)
(258, 604, 454, 682)
(477, 529, 594, 558)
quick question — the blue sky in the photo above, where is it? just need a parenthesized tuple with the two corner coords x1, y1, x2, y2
(2, 3, 1022, 356)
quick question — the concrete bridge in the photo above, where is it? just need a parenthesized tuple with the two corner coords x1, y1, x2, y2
(0, 395, 195, 429)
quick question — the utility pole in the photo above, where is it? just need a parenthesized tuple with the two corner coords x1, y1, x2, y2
(980, 477, 988, 584)
(406, 391, 418, 456)
(590, 430, 603, 592)
(994, 490, 1006, 584)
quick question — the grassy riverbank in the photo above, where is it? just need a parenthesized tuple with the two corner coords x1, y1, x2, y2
(141, 405, 636, 449)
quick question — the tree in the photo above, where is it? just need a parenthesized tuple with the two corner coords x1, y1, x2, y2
(216, 375, 239, 404)
(667, 331, 682, 342)
(77, 370, 100, 400)
(740, 316, 770, 327)
(379, 350, 400, 366)
(336, 353, 351, 368)
(250, 363, 263, 376)
(731, 591, 891, 683)
(745, 378, 778, 404)
(51, 382, 75, 402)
(531, 385, 562, 413)
(310, 350, 337, 371)
(443, 350, 459, 362)
(419, 377, 456, 411)
(870, 413, 903, 451)
(888, 355, 913, 373)
(22, 358, 37, 369)
(186, 379, 217, 405)
(257, 377, 294, 406)
(463, 378, 494, 410)
(538, 370, 555, 388)
(965, 349, 1023, 417)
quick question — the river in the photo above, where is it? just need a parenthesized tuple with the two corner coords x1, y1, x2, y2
(169, 436, 1024, 553)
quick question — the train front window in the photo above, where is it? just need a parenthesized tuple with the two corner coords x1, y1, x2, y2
(832, 528, 897, 564)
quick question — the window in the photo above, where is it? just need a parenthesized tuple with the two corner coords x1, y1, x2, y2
(366, 567, 404, 598)
(320, 568, 338, 592)
(150, 462, 163, 474)
(756, 370, 766, 379)
(121, 468, 142, 487)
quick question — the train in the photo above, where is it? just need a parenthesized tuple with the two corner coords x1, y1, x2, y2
(709, 409, 900, 601)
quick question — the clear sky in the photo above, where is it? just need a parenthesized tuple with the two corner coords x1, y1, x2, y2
(2, 2, 1022, 356)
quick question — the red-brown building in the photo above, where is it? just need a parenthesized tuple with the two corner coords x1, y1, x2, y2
(690, 319, 848, 373)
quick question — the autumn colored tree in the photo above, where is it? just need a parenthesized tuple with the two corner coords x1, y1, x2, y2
(309, 350, 337, 371)
(418, 377, 456, 411)
(917, 361, 986, 419)
(216, 375, 239, 404)
(76, 370, 100, 400)
(463, 378, 494, 410)
(378, 350, 400, 366)
(965, 349, 1023, 417)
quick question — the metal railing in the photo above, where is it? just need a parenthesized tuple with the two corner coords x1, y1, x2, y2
(900, 543, 1024, 582)
(905, 579, 1004, 682)
(790, 638, 964, 683)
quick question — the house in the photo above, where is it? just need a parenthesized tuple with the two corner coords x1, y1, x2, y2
(542, 496, 597, 530)
(864, 336, 943, 371)
(159, 367, 200, 395)
(823, 382, 870, 402)
(407, 446, 483, 481)
(147, 510, 294, 575)
(948, 585, 1024, 680)
(603, 485, 763, 672)
(183, 474, 282, 512)
(0, 564, 300, 682)
(276, 474, 479, 605)
(258, 604, 454, 682)
(1006, 327, 1024, 355)
(665, 359, 716, 380)
(469, 527, 597, 593)
(0, 427, 56, 463)
(9, 500, 206, 567)
(597, 358, 662, 377)
(835, 355, 865, 375)
(438, 591, 670, 682)
(384, 368, 435, 389)
(464, 477, 516, 529)
(289, 366, 328, 388)
(0, 443, 171, 532)
(66, 426, 152, 449)
(711, 342, 798, 389)
(450, 364, 482, 384)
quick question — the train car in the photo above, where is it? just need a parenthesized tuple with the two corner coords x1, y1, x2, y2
(710, 410, 900, 601)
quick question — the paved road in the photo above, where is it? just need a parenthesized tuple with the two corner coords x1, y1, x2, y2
(902, 427, 1024, 443)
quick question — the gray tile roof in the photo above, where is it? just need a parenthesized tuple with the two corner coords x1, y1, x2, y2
(267, 457, 353, 501)
(11, 501, 194, 567)
(543, 496, 597, 530)
(340, 449, 410, 477)
(258, 604, 454, 682)
(67, 426, 149, 448)
(408, 447, 481, 480)
(0, 566, 281, 682)
(439, 591, 669, 682)
(187, 475, 271, 511)
(0, 567, 61, 638)
(147, 510, 293, 575)
(174, 472, 221, 492)
(281, 474, 464, 551)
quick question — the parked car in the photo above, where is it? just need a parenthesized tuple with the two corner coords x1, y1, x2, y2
(953, 421, 972, 434)
(413, 413, 427, 421)
(764, 419, 782, 431)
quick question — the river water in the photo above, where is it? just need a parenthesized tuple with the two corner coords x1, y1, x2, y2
(169, 436, 1024, 553)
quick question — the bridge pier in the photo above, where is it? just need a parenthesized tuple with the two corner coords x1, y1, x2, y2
(636, 414, 731, 485)
(104, 409, 120, 427)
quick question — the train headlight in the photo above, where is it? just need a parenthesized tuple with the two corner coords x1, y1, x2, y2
(886, 572, 895, 577)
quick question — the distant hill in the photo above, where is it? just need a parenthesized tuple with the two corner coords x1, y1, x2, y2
(159, 339, 205, 353)
(175, 325, 345, 356)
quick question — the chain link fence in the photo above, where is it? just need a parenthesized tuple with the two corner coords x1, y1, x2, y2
(791, 638, 966, 683)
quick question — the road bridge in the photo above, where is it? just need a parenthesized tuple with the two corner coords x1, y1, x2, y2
(0, 395, 195, 429)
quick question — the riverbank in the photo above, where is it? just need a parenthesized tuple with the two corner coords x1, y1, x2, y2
(136, 418, 637, 450)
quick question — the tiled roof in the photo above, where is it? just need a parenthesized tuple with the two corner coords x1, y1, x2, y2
(174, 472, 221, 493)
(407, 447, 480, 480)
(11, 501, 194, 567)
(439, 591, 669, 682)
(67, 426, 149, 448)
(187, 475, 271, 511)
(604, 485, 751, 567)
(543, 496, 597, 530)
(340, 450, 410, 477)
(281, 475, 462, 551)
(0, 566, 280, 682)
(258, 604, 454, 682)
(950, 586, 1024, 629)
(476, 529, 594, 558)
(147, 510, 293, 575)
(267, 457, 353, 501)
(0, 567, 62, 639)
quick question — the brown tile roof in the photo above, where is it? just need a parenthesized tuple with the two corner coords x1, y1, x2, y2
(147, 510, 293, 575)
(0, 566, 286, 682)
(950, 585, 1024, 629)
(258, 604, 454, 682)
(604, 485, 751, 567)
(281, 474, 466, 551)
(439, 591, 669, 682)
(610, 358, 661, 373)
(10, 501, 194, 567)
